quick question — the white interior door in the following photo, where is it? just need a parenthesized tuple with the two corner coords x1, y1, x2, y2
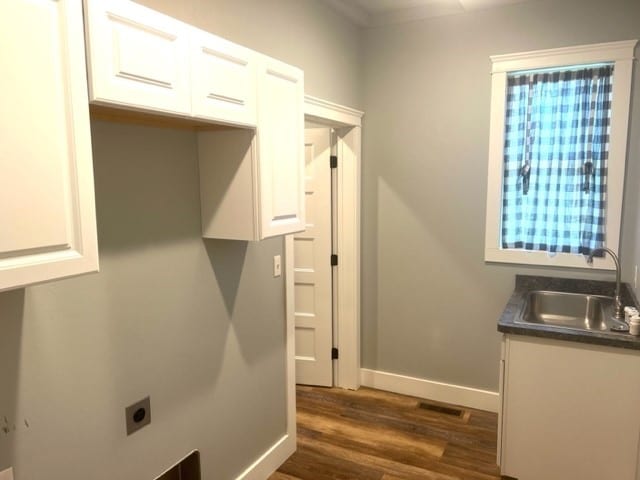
(294, 128, 333, 386)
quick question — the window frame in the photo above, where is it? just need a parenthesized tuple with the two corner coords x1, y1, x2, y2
(484, 40, 637, 271)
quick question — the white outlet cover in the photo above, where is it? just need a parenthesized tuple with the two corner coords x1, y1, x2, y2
(273, 255, 282, 277)
(0, 467, 14, 480)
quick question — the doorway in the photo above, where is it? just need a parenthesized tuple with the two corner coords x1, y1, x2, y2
(284, 95, 363, 393)
(269, 96, 362, 475)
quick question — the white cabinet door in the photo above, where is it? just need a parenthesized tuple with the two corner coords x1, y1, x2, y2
(191, 29, 257, 127)
(501, 335, 640, 480)
(0, 0, 98, 292)
(84, 0, 191, 115)
(257, 55, 305, 238)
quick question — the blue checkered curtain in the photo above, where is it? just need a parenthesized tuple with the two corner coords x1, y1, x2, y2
(501, 65, 613, 255)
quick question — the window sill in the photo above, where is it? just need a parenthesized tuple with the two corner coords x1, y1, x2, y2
(485, 247, 616, 271)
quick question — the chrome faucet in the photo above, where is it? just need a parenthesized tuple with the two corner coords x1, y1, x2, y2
(587, 247, 624, 319)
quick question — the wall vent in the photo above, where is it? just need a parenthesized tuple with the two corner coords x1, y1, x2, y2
(418, 401, 463, 417)
(155, 450, 201, 480)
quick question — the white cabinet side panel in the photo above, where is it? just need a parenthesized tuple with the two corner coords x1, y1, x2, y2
(198, 130, 259, 241)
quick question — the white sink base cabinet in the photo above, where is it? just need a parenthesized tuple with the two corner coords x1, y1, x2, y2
(499, 335, 640, 480)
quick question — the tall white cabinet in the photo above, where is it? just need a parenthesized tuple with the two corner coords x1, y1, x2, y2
(0, 0, 98, 292)
(197, 55, 305, 240)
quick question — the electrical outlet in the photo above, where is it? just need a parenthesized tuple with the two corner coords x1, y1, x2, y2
(0, 467, 14, 480)
(125, 396, 151, 436)
(273, 255, 282, 277)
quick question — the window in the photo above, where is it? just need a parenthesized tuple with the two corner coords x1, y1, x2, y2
(484, 40, 637, 270)
(502, 65, 613, 255)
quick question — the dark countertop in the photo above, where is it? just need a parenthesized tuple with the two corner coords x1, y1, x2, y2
(498, 275, 640, 350)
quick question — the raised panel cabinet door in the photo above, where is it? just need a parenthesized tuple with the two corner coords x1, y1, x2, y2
(0, 0, 98, 292)
(257, 55, 305, 238)
(191, 29, 257, 127)
(83, 0, 191, 115)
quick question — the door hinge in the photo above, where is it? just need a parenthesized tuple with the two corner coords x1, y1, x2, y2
(331, 347, 339, 360)
(331, 254, 338, 266)
(330, 155, 338, 169)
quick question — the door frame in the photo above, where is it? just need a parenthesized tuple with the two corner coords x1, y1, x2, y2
(285, 95, 363, 399)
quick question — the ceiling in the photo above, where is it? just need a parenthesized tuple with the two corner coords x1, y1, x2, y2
(322, 0, 541, 26)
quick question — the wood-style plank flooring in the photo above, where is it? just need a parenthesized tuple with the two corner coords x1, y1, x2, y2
(270, 386, 502, 480)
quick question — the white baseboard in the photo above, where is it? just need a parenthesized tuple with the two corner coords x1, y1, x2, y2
(234, 433, 295, 480)
(360, 368, 500, 413)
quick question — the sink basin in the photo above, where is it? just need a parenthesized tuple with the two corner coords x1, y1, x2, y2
(516, 290, 618, 331)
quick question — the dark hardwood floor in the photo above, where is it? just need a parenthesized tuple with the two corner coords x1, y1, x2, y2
(270, 386, 502, 480)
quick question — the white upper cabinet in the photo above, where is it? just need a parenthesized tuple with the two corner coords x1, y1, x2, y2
(83, 0, 305, 240)
(83, 0, 191, 115)
(256, 55, 305, 237)
(190, 29, 257, 127)
(0, 0, 98, 292)
(83, 0, 258, 127)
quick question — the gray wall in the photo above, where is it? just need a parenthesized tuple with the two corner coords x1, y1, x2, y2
(361, 0, 640, 391)
(0, 1, 363, 478)
(136, 0, 364, 110)
(0, 122, 286, 480)
(635, 200, 640, 298)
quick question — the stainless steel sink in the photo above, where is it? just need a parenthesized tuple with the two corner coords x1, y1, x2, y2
(516, 290, 619, 331)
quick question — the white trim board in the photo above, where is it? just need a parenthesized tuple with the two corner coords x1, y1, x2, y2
(234, 433, 295, 480)
(490, 40, 638, 73)
(360, 368, 500, 413)
(304, 95, 363, 127)
(236, 235, 297, 480)
(333, 126, 362, 390)
(238, 234, 298, 480)
(484, 39, 637, 270)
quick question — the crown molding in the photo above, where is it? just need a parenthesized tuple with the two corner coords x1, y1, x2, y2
(304, 95, 364, 127)
(320, 0, 370, 26)
(321, 0, 546, 28)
